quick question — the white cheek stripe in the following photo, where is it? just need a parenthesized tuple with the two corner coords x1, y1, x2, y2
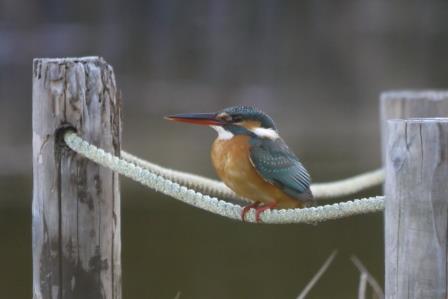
(250, 127, 279, 139)
(210, 126, 234, 140)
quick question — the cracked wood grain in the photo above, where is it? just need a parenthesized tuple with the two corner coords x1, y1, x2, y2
(32, 57, 121, 299)
(385, 119, 448, 299)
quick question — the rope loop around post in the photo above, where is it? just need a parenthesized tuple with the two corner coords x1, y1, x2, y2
(64, 130, 385, 224)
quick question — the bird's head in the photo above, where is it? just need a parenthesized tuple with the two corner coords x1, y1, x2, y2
(165, 105, 278, 140)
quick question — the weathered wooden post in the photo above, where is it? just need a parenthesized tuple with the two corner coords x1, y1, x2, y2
(381, 91, 448, 299)
(385, 118, 448, 298)
(32, 57, 121, 299)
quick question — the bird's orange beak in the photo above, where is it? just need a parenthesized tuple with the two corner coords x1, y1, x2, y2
(165, 113, 224, 126)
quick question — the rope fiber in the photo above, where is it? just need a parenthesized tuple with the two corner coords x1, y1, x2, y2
(64, 131, 385, 224)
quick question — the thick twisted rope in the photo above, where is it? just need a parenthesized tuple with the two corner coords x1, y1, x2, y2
(122, 152, 384, 201)
(64, 131, 385, 224)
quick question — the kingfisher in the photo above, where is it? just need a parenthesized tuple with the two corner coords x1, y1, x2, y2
(165, 106, 313, 222)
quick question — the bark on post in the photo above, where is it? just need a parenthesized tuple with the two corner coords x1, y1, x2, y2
(385, 118, 448, 298)
(32, 57, 121, 299)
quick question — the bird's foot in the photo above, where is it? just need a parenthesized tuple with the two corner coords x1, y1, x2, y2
(255, 202, 277, 223)
(241, 202, 277, 223)
(241, 202, 261, 223)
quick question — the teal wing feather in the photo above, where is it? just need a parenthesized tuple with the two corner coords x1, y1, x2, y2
(249, 137, 312, 201)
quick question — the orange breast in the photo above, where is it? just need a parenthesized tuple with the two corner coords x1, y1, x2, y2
(211, 135, 302, 209)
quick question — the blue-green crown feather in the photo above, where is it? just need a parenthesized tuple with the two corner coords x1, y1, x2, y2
(220, 106, 277, 130)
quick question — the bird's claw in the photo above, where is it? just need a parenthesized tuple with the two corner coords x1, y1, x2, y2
(241, 202, 260, 223)
(241, 202, 277, 223)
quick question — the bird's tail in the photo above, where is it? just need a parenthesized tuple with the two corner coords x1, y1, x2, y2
(302, 188, 315, 207)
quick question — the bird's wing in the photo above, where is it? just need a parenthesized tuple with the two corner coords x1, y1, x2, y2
(249, 137, 312, 200)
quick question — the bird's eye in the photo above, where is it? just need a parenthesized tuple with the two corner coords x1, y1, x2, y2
(216, 113, 232, 122)
(232, 115, 243, 122)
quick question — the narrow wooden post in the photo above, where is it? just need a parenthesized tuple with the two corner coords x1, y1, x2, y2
(381, 91, 448, 298)
(32, 57, 121, 299)
(385, 118, 448, 298)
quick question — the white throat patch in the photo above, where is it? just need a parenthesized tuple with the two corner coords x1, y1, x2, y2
(211, 126, 234, 140)
(250, 127, 279, 140)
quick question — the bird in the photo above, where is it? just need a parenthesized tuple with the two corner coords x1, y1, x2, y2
(165, 105, 313, 222)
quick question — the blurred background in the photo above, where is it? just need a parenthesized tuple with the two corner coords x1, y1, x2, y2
(1, 1, 447, 298)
